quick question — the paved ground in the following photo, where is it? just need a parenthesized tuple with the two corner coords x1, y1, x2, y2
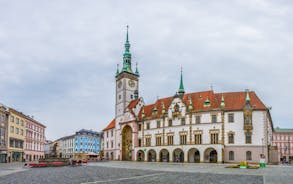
(0, 161, 292, 184)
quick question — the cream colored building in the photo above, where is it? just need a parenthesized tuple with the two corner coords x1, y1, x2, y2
(7, 109, 26, 162)
(103, 28, 274, 164)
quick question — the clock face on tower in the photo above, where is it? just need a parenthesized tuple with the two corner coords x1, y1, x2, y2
(128, 80, 135, 88)
(118, 81, 122, 88)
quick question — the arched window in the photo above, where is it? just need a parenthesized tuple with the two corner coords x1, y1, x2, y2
(246, 151, 252, 160)
(229, 151, 234, 160)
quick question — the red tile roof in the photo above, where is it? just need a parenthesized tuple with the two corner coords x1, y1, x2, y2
(103, 119, 115, 131)
(138, 90, 267, 120)
(127, 98, 141, 116)
(128, 98, 140, 109)
(215, 91, 266, 111)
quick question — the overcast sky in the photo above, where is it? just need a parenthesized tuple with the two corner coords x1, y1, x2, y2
(0, 0, 292, 140)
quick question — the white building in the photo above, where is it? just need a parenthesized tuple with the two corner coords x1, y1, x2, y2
(59, 135, 75, 158)
(103, 28, 274, 163)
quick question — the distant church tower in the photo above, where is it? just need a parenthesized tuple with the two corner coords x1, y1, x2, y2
(115, 26, 139, 117)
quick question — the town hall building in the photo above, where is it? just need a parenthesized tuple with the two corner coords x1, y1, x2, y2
(103, 27, 275, 163)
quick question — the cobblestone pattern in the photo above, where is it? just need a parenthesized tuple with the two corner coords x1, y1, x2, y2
(0, 165, 263, 184)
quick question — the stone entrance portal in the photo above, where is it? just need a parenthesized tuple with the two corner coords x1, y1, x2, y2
(122, 125, 133, 161)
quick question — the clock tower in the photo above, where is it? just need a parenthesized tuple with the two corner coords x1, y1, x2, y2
(115, 26, 139, 117)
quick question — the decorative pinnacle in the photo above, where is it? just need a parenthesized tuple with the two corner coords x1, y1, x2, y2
(126, 25, 129, 42)
(245, 89, 250, 103)
(221, 93, 225, 107)
(178, 67, 185, 96)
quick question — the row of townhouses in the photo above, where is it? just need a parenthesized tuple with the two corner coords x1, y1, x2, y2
(0, 103, 46, 163)
(46, 129, 102, 160)
(103, 28, 282, 164)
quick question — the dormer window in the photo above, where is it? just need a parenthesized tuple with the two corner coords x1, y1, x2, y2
(204, 98, 211, 107)
(152, 107, 158, 115)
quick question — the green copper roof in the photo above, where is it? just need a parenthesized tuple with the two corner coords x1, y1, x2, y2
(178, 68, 185, 95)
(274, 127, 293, 133)
(246, 90, 250, 103)
(122, 25, 133, 73)
(221, 93, 225, 107)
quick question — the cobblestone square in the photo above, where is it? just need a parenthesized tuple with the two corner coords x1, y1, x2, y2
(1, 161, 293, 184)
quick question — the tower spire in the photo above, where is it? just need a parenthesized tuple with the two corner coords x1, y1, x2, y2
(122, 25, 133, 73)
(178, 67, 185, 97)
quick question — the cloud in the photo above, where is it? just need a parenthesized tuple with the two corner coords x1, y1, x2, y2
(0, 0, 293, 139)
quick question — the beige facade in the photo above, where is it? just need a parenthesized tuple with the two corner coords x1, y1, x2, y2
(7, 109, 26, 162)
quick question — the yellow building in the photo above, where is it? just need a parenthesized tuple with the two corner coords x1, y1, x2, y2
(7, 109, 26, 162)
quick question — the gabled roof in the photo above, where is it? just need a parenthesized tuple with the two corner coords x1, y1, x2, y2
(103, 119, 115, 131)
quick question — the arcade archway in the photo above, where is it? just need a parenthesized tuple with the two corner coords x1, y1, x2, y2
(160, 149, 170, 162)
(188, 148, 200, 163)
(173, 148, 184, 162)
(147, 149, 156, 162)
(137, 150, 145, 161)
(204, 148, 217, 163)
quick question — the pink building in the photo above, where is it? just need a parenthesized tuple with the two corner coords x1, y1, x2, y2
(272, 127, 293, 163)
(24, 117, 46, 162)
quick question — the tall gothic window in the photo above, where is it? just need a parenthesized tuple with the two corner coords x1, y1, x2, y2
(228, 113, 234, 123)
(180, 135, 187, 145)
(212, 115, 217, 123)
(156, 137, 162, 146)
(196, 116, 201, 124)
(181, 118, 186, 125)
(138, 139, 141, 147)
(244, 115, 251, 124)
(194, 134, 202, 144)
(146, 122, 150, 130)
(157, 121, 161, 128)
(210, 133, 219, 144)
(228, 133, 234, 144)
(245, 132, 252, 144)
(145, 137, 151, 147)
(167, 135, 174, 145)
(168, 120, 172, 127)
